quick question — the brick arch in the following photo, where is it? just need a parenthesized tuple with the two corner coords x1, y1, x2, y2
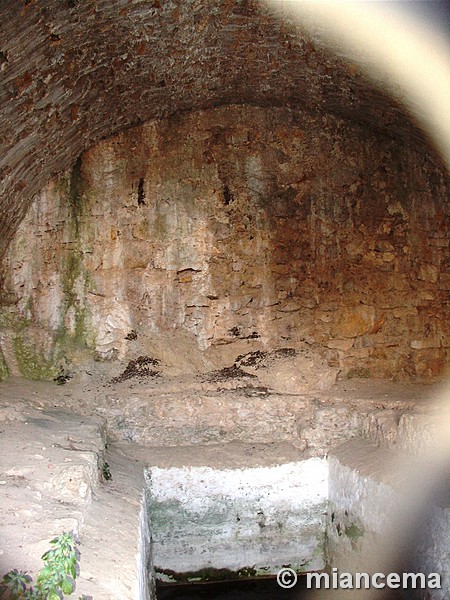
(0, 0, 438, 260)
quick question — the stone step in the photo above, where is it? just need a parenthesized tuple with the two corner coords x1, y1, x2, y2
(0, 405, 106, 587)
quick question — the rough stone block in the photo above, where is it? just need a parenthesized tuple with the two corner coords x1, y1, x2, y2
(330, 306, 376, 339)
(418, 264, 439, 283)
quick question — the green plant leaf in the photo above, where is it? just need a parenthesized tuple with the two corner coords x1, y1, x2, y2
(61, 577, 74, 595)
(37, 566, 52, 579)
(41, 549, 56, 561)
(1, 532, 84, 600)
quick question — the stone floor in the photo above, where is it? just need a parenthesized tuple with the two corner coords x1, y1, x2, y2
(0, 374, 448, 599)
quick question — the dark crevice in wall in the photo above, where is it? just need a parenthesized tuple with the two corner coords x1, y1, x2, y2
(138, 177, 146, 206)
(0, 51, 8, 70)
(69, 156, 84, 232)
(222, 184, 234, 206)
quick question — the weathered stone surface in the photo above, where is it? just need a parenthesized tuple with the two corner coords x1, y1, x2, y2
(98, 389, 307, 448)
(327, 436, 450, 600)
(1, 374, 448, 600)
(330, 306, 376, 339)
(238, 349, 338, 394)
(1, 103, 448, 380)
(326, 338, 354, 351)
(410, 337, 442, 350)
(0, 399, 106, 581)
(296, 403, 361, 455)
(418, 264, 439, 283)
(39, 459, 98, 504)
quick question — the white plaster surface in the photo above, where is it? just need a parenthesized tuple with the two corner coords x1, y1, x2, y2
(328, 438, 450, 600)
(147, 459, 328, 579)
(137, 488, 152, 600)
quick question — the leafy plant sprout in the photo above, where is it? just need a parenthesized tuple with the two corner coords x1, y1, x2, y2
(101, 461, 112, 481)
(0, 531, 92, 600)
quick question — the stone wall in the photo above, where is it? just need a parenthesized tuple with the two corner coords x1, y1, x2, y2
(0, 105, 448, 380)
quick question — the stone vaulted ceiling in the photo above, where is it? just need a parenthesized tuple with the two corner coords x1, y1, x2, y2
(0, 0, 443, 260)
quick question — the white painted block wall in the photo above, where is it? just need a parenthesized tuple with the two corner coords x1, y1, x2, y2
(146, 459, 328, 582)
(135, 415, 449, 599)
(327, 439, 449, 600)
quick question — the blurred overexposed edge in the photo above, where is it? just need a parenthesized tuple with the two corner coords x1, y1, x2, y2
(263, 4, 449, 597)
(265, 0, 450, 166)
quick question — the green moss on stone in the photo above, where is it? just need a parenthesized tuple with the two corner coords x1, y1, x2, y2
(57, 238, 95, 353)
(62, 250, 83, 302)
(54, 306, 95, 354)
(154, 566, 259, 584)
(345, 523, 365, 549)
(0, 309, 13, 329)
(0, 309, 31, 332)
(57, 158, 97, 354)
(1, 158, 96, 382)
(0, 350, 9, 381)
(344, 523, 364, 540)
(13, 334, 59, 380)
(74, 305, 92, 346)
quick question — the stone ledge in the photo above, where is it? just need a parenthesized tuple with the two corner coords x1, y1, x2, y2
(0, 406, 106, 580)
